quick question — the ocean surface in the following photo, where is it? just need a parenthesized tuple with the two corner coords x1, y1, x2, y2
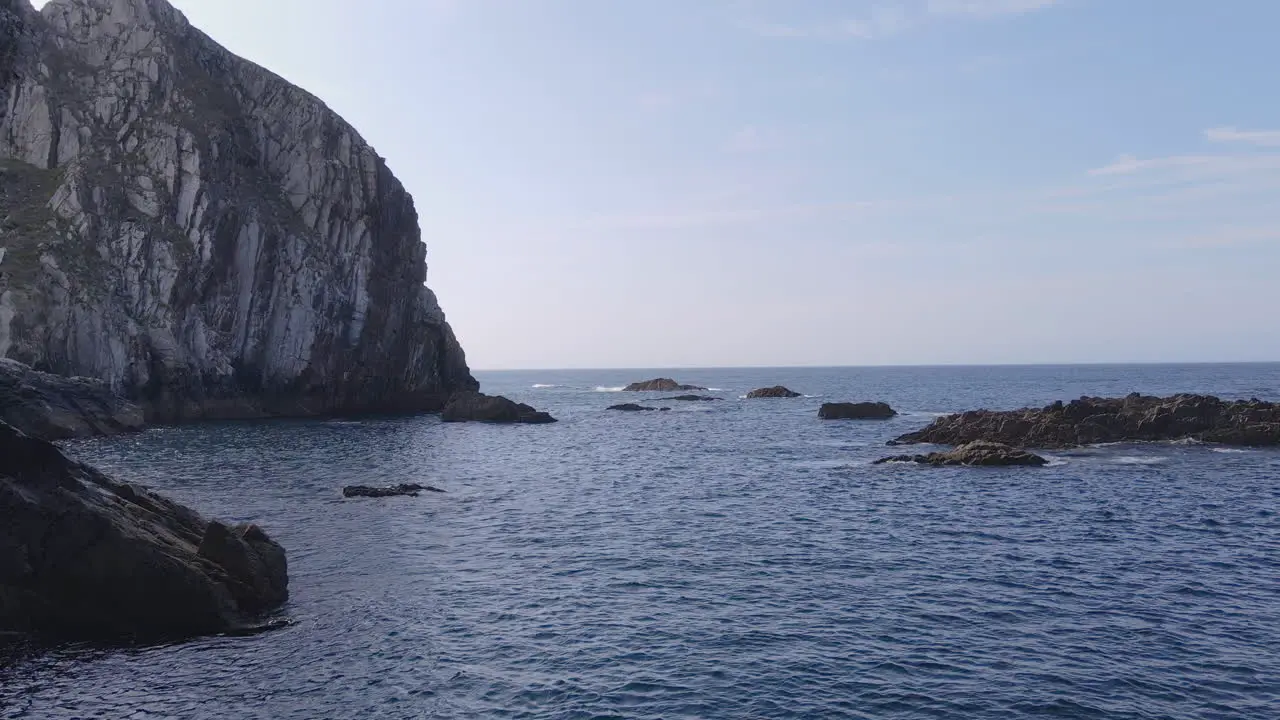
(3, 364, 1280, 719)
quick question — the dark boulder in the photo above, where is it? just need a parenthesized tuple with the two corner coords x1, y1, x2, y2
(874, 441, 1048, 467)
(608, 403, 661, 412)
(655, 395, 721, 402)
(622, 378, 707, 392)
(746, 386, 802, 399)
(441, 392, 556, 424)
(819, 402, 897, 420)
(0, 359, 144, 441)
(890, 394, 1280, 449)
(343, 483, 444, 498)
(0, 421, 288, 641)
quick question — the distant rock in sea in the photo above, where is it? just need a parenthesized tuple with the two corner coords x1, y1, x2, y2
(746, 386, 802, 399)
(441, 392, 557, 424)
(655, 395, 721, 402)
(819, 402, 897, 420)
(874, 441, 1048, 467)
(622, 379, 707, 392)
(608, 403, 666, 412)
(343, 484, 444, 498)
(889, 393, 1280, 448)
(0, 421, 288, 641)
(0, 359, 144, 441)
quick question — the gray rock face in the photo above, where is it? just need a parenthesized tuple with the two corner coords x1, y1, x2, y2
(0, 357, 143, 439)
(0, 0, 476, 422)
(0, 420, 288, 640)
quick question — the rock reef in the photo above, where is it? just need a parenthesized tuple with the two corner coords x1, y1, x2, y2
(874, 441, 1048, 467)
(441, 392, 556, 424)
(1, 358, 143, 440)
(890, 394, 1280, 449)
(655, 395, 720, 402)
(608, 403, 668, 412)
(622, 379, 707, 392)
(0, 0, 476, 423)
(343, 483, 443, 498)
(746, 386, 802, 399)
(0, 420, 288, 640)
(819, 402, 897, 420)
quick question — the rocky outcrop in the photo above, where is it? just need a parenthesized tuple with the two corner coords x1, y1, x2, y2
(0, 0, 476, 423)
(608, 403, 667, 412)
(746, 386, 802, 399)
(890, 394, 1280, 449)
(622, 379, 706, 392)
(819, 402, 897, 420)
(874, 441, 1048, 467)
(441, 392, 556, 424)
(0, 420, 288, 640)
(343, 483, 443, 498)
(0, 358, 143, 440)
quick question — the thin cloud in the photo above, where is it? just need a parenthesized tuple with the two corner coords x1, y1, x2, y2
(1205, 126, 1280, 147)
(1087, 153, 1280, 177)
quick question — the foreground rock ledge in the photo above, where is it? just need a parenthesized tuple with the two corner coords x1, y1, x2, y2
(819, 402, 897, 420)
(622, 379, 707, 392)
(746, 386, 802, 399)
(875, 441, 1048, 467)
(0, 422, 288, 641)
(890, 393, 1280, 449)
(441, 392, 557, 424)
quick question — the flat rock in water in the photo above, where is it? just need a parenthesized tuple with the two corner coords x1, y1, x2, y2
(0, 421, 288, 641)
(0, 359, 144, 441)
(874, 441, 1048, 467)
(819, 402, 897, 420)
(746, 386, 802, 399)
(608, 403, 662, 412)
(655, 395, 721, 402)
(622, 378, 707, 392)
(890, 393, 1280, 448)
(441, 392, 556, 424)
(343, 484, 444, 498)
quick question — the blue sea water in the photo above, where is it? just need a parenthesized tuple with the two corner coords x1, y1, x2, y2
(2, 364, 1279, 719)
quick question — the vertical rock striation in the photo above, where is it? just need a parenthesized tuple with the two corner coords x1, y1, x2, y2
(0, 0, 476, 422)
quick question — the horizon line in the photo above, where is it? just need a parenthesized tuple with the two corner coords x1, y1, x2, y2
(471, 359, 1280, 373)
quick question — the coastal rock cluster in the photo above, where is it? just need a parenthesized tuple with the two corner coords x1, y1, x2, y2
(874, 441, 1048, 467)
(0, 420, 288, 640)
(623, 378, 706, 392)
(889, 393, 1280, 448)
(0, 0, 477, 423)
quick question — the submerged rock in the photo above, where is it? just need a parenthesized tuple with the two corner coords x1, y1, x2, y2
(890, 394, 1280, 449)
(874, 441, 1048, 467)
(608, 403, 663, 412)
(622, 378, 707, 392)
(343, 483, 444, 498)
(0, 359, 144, 440)
(441, 392, 556, 424)
(746, 386, 802, 399)
(0, 0, 476, 423)
(819, 402, 897, 420)
(655, 395, 721, 402)
(0, 421, 288, 641)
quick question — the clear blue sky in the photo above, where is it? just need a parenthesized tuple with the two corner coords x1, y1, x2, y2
(36, 0, 1280, 368)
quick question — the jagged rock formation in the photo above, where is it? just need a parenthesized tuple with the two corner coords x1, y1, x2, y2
(622, 379, 706, 392)
(889, 394, 1280, 449)
(0, 0, 476, 423)
(746, 386, 801, 399)
(819, 402, 897, 420)
(1, 357, 143, 439)
(874, 441, 1048, 468)
(0, 420, 288, 640)
(441, 392, 556, 424)
(342, 483, 444, 498)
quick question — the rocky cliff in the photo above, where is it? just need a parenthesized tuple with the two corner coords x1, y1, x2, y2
(0, 0, 476, 422)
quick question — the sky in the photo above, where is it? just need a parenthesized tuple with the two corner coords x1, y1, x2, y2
(33, 0, 1280, 369)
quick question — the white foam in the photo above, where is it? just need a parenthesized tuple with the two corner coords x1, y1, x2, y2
(707, 387, 727, 392)
(1114, 456, 1167, 466)
(594, 386, 625, 392)
(532, 384, 559, 389)
(1211, 447, 1252, 454)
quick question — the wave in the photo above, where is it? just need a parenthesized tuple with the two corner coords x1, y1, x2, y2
(1114, 456, 1167, 466)
(594, 386, 625, 392)
(531, 384, 560, 389)
(1211, 447, 1252, 454)
(707, 387, 727, 392)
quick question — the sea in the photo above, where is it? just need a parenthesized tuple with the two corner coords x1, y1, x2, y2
(2, 364, 1279, 719)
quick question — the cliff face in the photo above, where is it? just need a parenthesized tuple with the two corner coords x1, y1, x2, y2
(0, 0, 476, 422)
